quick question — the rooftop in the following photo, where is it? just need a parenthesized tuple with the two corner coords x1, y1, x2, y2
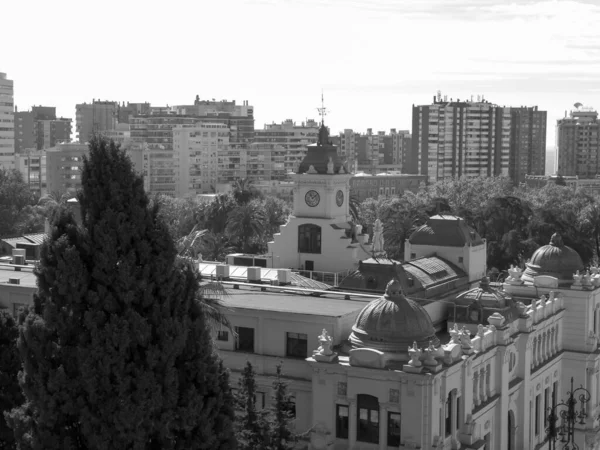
(0, 264, 37, 287)
(219, 284, 372, 317)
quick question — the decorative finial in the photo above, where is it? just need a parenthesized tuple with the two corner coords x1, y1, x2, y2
(384, 279, 403, 298)
(550, 233, 563, 247)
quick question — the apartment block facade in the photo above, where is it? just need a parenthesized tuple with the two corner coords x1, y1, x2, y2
(254, 119, 319, 174)
(76, 100, 118, 143)
(0, 73, 14, 168)
(409, 95, 546, 184)
(15, 106, 72, 153)
(556, 106, 600, 178)
(333, 128, 410, 173)
(15, 150, 46, 195)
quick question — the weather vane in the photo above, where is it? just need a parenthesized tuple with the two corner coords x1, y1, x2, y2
(317, 91, 328, 126)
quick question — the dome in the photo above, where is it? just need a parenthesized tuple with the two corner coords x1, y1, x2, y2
(523, 233, 584, 284)
(349, 279, 439, 353)
(409, 215, 484, 247)
(296, 124, 348, 175)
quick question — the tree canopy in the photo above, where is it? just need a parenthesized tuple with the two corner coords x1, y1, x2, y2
(354, 176, 600, 273)
(7, 137, 235, 450)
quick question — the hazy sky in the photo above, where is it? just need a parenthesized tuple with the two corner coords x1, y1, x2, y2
(4, 0, 600, 147)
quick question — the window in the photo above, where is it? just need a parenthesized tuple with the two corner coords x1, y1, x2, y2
(255, 391, 265, 410)
(445, 392, 452, 436)
(286, 332, 308, 358)
(336, 405, 349, 439)
(234, 326, 254, 352)
(544, 388, 549, 427)
(535, 394, 540, 435)
(217, 330, 229, 341)
(388, 412, 401, 446)
(357, 394, 379, 444)
(289, 394, 296, 418)
(456, 396, 461, 430)
(458, 256, 464, 263)
(410, 253, 416, 259)
(13, 303, 25, 317)
(298, 224, 321, 254)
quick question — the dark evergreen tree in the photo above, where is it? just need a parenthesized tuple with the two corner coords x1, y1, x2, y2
(7, 137, 235, 450)
(267, 363, 296, 450)
(0, 310, 22, 449)
(235, 361, 269, 450)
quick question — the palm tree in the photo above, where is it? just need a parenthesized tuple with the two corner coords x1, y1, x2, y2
(199, 232, 236, 262)
(176, 228, 233, 332)
(232, 178, 258, 204)
(197, 280, 233, 332)
(226, 202, 268, 253)
(349, 194, 361, 223)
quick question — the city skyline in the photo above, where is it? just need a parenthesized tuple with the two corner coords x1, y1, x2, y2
(5, 0, 600, 147)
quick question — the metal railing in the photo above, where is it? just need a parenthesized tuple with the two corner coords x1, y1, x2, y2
(292, 269, 351, 287)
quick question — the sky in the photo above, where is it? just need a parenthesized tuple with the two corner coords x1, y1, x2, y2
(4, 0, 600, 149)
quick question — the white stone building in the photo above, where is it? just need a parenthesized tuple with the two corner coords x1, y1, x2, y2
(268, 123, 372, 273)
(215, 222, 600, 449)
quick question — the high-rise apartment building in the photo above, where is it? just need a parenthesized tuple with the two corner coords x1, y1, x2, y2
(172, 98, 255, 147)
(46, 142, 144, 194)
(14, 111, 35, 153)
(15, 106, 72, 153)
(333, 129, 410, 174)
(75, 100, 118, 143)
(509, 107, 547, 183)
(0, 73, 15, 168)
(131, 115, 198, 195)
(254, 119, 319, 173)
(556, 106, 600, 178)
(117, 102, 151, 124)
(409, 94, 546, 184)
(173, 123, 230, 197)
(15, 149, 46, 195)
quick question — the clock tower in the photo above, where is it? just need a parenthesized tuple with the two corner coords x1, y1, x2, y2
(292, 123, 352, 221)
(268, 106, 372, 273)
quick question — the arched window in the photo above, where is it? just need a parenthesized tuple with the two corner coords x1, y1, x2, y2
(298, 224, 321, 254)
(357, 394, 379, 444)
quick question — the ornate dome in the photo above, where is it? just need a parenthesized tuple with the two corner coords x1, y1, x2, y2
(296, 124, 348, 175)
(349, 279, 439, 353)
(523, 233, 583, 284)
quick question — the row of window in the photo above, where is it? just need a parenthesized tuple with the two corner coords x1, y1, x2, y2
(218, 327, 309, 358)
(335, 395, 400, 445)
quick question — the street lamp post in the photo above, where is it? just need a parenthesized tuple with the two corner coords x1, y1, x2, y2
(546, 377, 592, 450)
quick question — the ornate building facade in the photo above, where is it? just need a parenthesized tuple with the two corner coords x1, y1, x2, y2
(307, 235, 600, 450)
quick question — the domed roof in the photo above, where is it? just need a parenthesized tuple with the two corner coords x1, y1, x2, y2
(409, 215, 484, 247)
(523, 233, 584, 284)
(296, 124, 348, 175)
(349, 279, 439, 353)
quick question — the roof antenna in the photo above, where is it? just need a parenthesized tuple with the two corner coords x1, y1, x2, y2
(317, 90, 328, 127)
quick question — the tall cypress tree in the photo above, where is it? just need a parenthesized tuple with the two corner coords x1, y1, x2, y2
(7, 137, 235, 449)
(235, 361, 269, 450)
(0, 310, 22, 449)
(267, 363, 296, 450)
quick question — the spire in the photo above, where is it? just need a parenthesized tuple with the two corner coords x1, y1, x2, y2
(317, 90, 327, 127)
(317, 91, 330, 146)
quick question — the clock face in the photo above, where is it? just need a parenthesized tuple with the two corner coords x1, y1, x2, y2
(336, 190, 344, 207)
(305, 190, 320, 207)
